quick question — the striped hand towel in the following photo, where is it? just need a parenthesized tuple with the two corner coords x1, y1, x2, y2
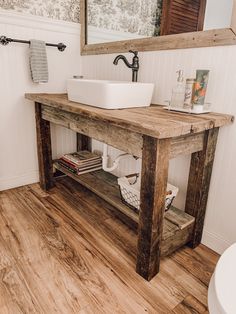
(29, 39, 48, 83)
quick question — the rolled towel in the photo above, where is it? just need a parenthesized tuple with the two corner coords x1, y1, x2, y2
(29, 39, 48, 83)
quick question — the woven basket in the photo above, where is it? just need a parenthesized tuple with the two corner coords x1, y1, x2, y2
(118, 174, 178, 212)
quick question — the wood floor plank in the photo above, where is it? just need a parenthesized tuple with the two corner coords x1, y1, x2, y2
(0, 232, 40, 314)
(171, 247, 214, 286)
(172, 295, 208, 314)
(26, 183, 174, 312)
(194, 245, 219, 266)
(30, 183, 200, 312)
(0, 190, 92, 314)
(7, 187, 158, 313)
(78, 305, 103, 314)
(48, 179, 138, 261)
(31, 189, 170, 312)
(161, 258, 209, 307)
(0, 178, 218, 313)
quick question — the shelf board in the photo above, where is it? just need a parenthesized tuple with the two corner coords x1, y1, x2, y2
(54, 162, 195, 256)
(54, 162, 139, 223)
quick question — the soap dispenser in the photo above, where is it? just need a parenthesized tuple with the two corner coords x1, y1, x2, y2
(170, 70, 185, 108)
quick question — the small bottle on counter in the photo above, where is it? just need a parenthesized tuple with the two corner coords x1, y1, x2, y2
(170, 70, 185, 108)
(184, 78, 195, 109)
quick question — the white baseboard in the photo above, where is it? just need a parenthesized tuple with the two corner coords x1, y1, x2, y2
(202, 229, 233, 255)
(0, 171, 39, 191)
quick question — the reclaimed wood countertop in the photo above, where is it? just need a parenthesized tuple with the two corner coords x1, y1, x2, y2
(25, 93, 234, 139)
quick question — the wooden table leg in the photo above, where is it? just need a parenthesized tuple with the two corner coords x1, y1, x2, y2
(136, 136, 170, 281)
(76, 134, 91, 151)
(35, 102, 54, 191)
(185, 128, 219, 248)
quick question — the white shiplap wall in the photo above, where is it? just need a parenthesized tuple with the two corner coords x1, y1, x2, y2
(0, 10, 81, 190)
(82, 46, 236, 254)
(1, 7, 236, 255)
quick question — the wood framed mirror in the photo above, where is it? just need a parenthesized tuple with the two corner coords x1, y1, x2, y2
(80, 0, 236, 55)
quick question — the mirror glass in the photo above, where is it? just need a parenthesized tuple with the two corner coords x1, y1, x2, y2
(86, 0, 234, 44)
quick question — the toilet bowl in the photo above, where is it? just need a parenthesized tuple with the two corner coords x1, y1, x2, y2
(208, 243, 236, 314)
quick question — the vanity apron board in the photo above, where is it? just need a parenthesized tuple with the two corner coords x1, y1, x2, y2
(25, 93, 234, 281)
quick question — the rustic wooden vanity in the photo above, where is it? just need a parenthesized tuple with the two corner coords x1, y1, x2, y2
(25, 93, 234, 281)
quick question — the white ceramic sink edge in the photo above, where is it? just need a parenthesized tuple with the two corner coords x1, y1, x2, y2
(67, 79, 154, 109)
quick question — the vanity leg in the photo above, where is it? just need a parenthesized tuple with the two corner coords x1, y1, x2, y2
(136, 136, 170, 281)
(185, 128, 219, 248)
(76, 133, 91, 151)
(35, 102, 54, 191)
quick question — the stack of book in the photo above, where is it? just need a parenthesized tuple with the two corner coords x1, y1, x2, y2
(58, 151, 102, 175)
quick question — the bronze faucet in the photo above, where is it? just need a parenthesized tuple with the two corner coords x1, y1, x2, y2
(113, 50, 139, 82)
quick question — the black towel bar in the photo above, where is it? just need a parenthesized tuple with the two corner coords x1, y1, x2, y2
(0, 36, 66, 51)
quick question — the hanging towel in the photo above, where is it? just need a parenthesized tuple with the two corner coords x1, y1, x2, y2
(29, 39, 48, 83)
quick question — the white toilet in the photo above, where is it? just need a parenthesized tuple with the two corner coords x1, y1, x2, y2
(208, 243, 236, 314)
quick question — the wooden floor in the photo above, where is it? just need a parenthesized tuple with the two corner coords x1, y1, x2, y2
(0, 177, 219, 314)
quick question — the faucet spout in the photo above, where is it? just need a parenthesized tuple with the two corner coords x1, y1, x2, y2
(113, 55, 132, 68)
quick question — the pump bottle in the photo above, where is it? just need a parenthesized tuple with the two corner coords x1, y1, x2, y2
(170, 70, 185, 108)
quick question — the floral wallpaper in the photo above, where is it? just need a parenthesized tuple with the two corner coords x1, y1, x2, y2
(0, 0, 162, 36)
(0, 0, 80, 23)
(88, 0, 163, 37)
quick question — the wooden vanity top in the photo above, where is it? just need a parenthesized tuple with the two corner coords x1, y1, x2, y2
(25, 93, 234, 139)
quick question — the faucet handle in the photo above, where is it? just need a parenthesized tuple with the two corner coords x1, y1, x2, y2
(129, 50, 138, 57)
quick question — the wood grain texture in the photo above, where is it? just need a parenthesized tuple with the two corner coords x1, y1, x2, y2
(165, 206, 195, 230)
(136, 136, 170, 281)
(53, 164, 139, 224)
(160, 0, 206, 36)
(42, 105, 206, 159)
(81, 28, 236, 55)
(35, 102, 54, 190)
(0, 231, 41, 313)
(185, 128, 219, 248)
(76, 133, 91, 152)
(80, 0, 236, 56)
(0, 178, 218, 313)
(172, 295, 208, 313)
(80, 0, 87, 51)
(170, 132, 204, 159)
(42, 105, 143, 158)
(25, 94, 234, 140)
(231, 0, 236, 33)
(197, 0, 207, 31)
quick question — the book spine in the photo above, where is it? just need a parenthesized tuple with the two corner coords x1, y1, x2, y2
(77, 166, 102, 175)
(60, 157, 79, 169)
(57, 161, 77, 173)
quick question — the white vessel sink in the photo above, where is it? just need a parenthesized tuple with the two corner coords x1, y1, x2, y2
(67, 79, 154, 109)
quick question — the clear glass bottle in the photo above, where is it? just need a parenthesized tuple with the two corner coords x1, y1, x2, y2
(170, 70, 185, 108)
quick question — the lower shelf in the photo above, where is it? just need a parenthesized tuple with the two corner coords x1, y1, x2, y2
(54, 162, 195, 256)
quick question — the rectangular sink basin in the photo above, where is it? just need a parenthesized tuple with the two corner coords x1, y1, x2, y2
(67, 79, 154, 109)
